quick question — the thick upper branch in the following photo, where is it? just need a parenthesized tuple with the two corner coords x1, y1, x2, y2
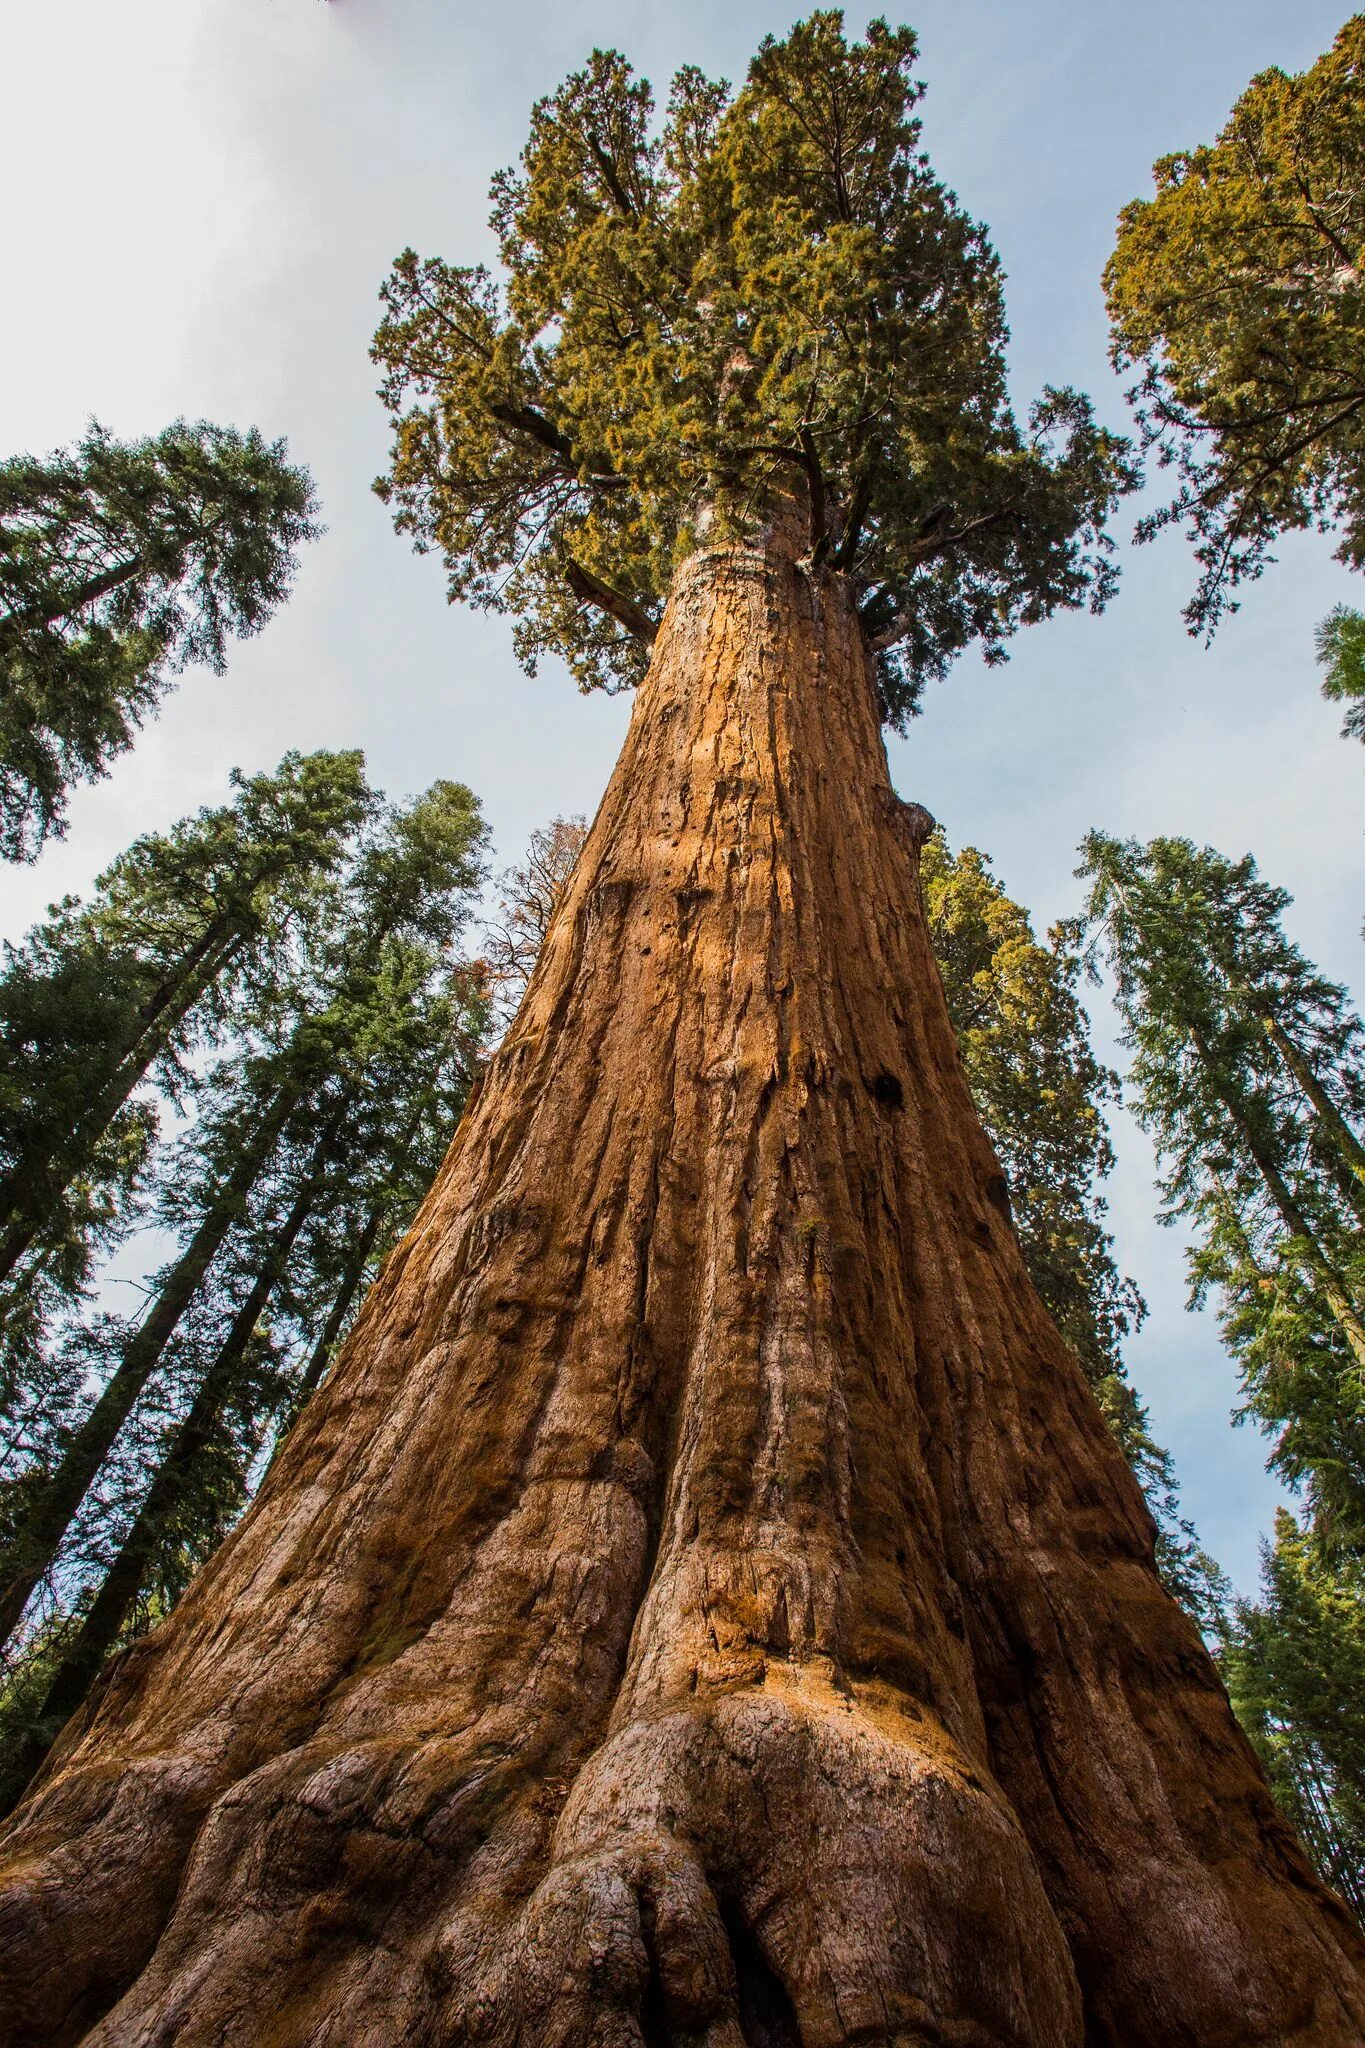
(564, 559, 659, 646)
(487, 403, 580, 470)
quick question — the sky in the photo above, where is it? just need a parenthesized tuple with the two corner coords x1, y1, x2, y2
(0, 0, 1359, 1592)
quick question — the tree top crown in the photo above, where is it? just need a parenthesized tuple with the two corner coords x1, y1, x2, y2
(374, 12, 1136, 725)
(1103, 16, 1365, 636)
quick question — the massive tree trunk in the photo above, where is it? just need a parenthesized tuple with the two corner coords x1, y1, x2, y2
(2, 514, 1362, 2047)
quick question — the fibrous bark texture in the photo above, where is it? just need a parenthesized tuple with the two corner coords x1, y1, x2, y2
(2, 520, 1363, 2047)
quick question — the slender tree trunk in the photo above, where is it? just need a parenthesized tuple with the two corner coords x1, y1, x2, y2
(1187, 1020, 1365, 1371)
(113, 921, 249, 1085)
(0, 1082, 297, 1645)
(287, 1206, 383, 1412)
(0, 924, 249, 1290)
(279, 1095, 433, 1426)
(1260, 1008, 1365, 1193)
(1235, 1118, 1365, 1371)
(1, 518, 1362, 2046)
(0, 555, 145, 642)
(3, 1149, 335, 1807)
(1258, 1151, 1365, 1365)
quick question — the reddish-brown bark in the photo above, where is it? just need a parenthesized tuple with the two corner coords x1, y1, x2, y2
(2, 515, 1362, 2045)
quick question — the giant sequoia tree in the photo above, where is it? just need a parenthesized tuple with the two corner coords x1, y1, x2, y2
(1, 18, 1362, 2046)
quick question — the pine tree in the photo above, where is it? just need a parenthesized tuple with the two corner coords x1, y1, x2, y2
(921, 832, 1227, 1631)
(1078, 830, 1365, 1553)
(3, 22, 1361, 2044)
(1223, 1512, 1365, 1919)
(0, 780, 487, 1659)
(274, 959, 487, 1425)
(1316, 605, 1365, 744)
(1104, 17, 1365, 637)
(0, 748, 370, 1299)
(0, 968, 486, 1810)
(0, 420, 320, 857)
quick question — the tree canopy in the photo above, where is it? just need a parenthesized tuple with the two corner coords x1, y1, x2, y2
(1078, 831, 1365, 1553)
(373, 12, 1135, 724)
(0, 420, 319, 858)
(1223, 1511, 1365, 1918)
(1105, 17, 1365, 637)
(0, 749, 370, 1298)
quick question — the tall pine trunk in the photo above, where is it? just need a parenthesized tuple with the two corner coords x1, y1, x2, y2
(0, 921, 247, 1289)
(2, 518, 1362, 2046)
(0, 1080, 297, 1645)
(284, 1203, 383, 1414)
(1260, 1008, 1365, 1201)
(1, 1134, 342, 1808)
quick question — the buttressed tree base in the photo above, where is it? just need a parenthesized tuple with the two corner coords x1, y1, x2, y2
(1, 508, 1363, 2044)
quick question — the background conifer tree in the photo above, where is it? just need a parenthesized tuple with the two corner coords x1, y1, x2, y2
(1223, 1512, 1365, 1918)
(0, 420, 320, 857)
(1104, 17, 1365, 637)
(0, 748, 370, 1298)
(1077, 830, 1365, 1548)
(0, 953, 486, 1807)
(0, 778, 488, 1692)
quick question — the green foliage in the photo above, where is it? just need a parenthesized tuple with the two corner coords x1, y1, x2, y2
(1077, 831, 1365, 1554)
(921, 832, 1226, 1631)
(1105, 18, 1365, 637)
(374, 12, 1135, 723)
(0, 748, 370, 1314)
(923, 835, 1138, 1379)
(1223, 1511, 1365, 1916)
(0, 1606, 75, 1772)
(0, 420, 320, 857)
(1316, 603, 1365, 741)
(0, 776, 490, 1796)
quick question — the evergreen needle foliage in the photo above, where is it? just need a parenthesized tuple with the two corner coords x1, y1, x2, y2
(0, 775, 490, 1800)
(0, 749, 371, 1311)
(1223, 1512, 1365, 1919)
(1077, 832, 1365, 1554)
(1105, 17, 1365, 637)
(1079, 833, 1365, 1903)
(0, 420, 320, 858)
(1316, 602, 1365, 742)
(374, 11, 1135, 720)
